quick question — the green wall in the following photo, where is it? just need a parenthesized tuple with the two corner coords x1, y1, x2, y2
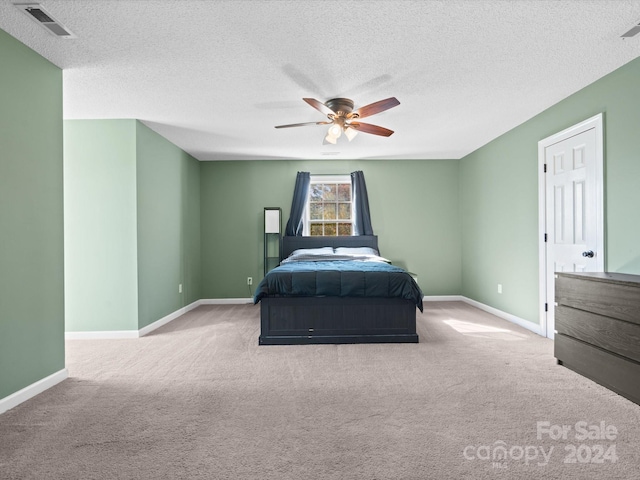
(0, 29, 65, 399)
(64, 120, 201, 332)
(460, 56, 640, 325)
(136, 122, 201, 329)
(64, 120, 139, 331)
(201, 160, 461, 298)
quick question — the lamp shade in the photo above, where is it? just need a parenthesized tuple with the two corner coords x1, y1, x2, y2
(264, 208, 281, 233)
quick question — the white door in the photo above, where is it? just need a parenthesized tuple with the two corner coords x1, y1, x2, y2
(539, 114, 604, 339)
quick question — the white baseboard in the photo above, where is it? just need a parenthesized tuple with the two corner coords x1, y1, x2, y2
(65, 330, 139, 339)
(200, 298, 254, 305)
(0, 368, 68, 415)
(424, 295, 465, 302)
(65, 300, 203, 339)
(138, 299, 202, 337)
(423, 295, 543, 336)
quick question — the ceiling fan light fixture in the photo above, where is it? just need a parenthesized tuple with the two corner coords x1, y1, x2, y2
(344, 126, 358, 141)
(324, 133, 338, 145)
(328, 123, 342, 138)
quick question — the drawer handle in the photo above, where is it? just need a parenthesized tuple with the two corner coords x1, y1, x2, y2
(582, 250, 595, 258)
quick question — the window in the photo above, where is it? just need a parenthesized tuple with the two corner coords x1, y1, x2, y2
(304, 175, 353, 236)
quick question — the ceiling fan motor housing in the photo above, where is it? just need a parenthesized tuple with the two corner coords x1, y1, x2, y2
(325, 98, 356, 118)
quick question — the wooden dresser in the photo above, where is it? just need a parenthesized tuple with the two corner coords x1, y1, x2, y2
(555, 272, 640, 405)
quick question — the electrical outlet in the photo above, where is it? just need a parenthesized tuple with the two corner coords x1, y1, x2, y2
(178, 284, 183, 294)
(247, 277, 253, 286)
(497, 284, 502, 294)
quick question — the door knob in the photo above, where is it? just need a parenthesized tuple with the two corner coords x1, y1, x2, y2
(582, 250, 595, 258)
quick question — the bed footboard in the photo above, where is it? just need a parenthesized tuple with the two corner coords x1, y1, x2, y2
(259, 296, 419, 345)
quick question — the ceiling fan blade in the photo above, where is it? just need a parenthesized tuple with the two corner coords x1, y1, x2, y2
(303, 98, 336, 116)
(349, 122, 394, 137)
(350, 97, 400, 119)
(275, 121, 331, 129)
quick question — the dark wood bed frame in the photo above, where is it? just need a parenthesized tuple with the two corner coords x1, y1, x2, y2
(258, 235, 419, 345)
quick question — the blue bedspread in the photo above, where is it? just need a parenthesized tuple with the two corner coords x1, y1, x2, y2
(253, 261, 423, 311)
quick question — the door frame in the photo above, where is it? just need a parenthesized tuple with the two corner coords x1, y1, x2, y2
(538, 113, 605, 338)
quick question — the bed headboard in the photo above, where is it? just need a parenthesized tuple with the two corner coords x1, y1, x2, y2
(282, 235, 379, 259)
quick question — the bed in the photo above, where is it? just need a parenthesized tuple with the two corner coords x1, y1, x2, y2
(253, 235, 422, 345)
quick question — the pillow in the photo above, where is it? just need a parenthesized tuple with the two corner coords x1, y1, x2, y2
(334, 246, 380, 256)
(331, 253, 391, 263)
(281, 247, 335, 264)
(288, 247, 334, 257)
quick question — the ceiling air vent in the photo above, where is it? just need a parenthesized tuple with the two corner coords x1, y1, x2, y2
(621, 22, 640, 38)
(14, 3, 76, 38)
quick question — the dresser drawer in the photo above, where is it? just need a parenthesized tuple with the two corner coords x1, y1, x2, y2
(555, 334, 640, 405)
(556, 305, 640, 363)
(556, 274, 640, 325)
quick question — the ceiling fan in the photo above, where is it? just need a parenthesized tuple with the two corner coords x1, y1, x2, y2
(275, 97, 400, 144)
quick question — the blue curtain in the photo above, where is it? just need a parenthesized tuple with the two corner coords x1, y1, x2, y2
(285, 172, 310, 236)
(351, 171, 374, 235)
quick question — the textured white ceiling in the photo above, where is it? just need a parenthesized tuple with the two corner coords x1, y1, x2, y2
(1, 0, 640, 160)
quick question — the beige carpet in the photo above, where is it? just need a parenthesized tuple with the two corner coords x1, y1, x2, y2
(1, 301, 639, 479)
